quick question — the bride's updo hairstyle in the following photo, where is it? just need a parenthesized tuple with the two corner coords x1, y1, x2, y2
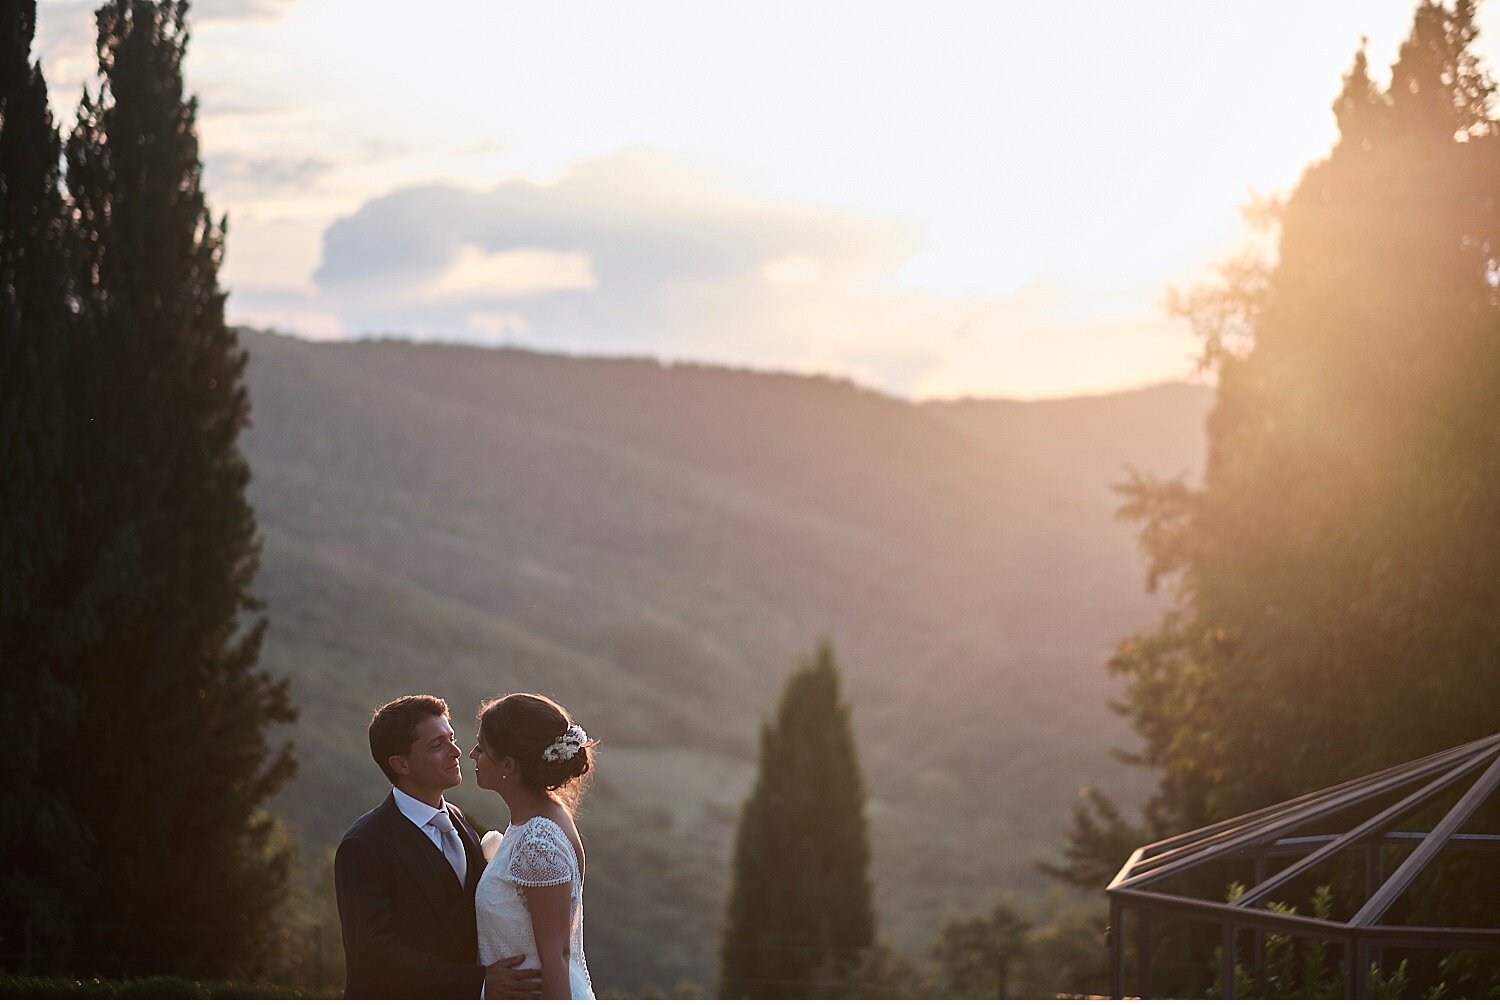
(479, 693, 595, 806)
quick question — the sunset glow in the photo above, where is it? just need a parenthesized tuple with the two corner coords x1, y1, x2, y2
(34, 0, 1500, 397)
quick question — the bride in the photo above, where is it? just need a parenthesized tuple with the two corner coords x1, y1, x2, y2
(470, 693, 596, 1000)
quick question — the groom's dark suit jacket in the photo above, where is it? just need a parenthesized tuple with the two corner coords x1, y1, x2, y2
(334, 792, 486, 999)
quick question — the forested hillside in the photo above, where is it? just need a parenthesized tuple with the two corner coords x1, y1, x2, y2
(240, 331, 1209, 992)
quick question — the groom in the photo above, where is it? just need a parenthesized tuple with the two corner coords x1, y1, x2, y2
(335, 694, 541, 998)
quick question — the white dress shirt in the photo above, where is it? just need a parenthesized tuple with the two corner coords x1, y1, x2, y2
(391, 786, 467, 882)
(391, 785, 451, 838)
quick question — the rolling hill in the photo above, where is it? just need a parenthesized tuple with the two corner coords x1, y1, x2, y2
(239, 330, 1211, 993)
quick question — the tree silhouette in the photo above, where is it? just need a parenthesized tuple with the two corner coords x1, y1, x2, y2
(0, 0, 88, 960)
(720, 642, 875, 997)
(56, 0, 296, 975)
(1062, 0, 1500, 876)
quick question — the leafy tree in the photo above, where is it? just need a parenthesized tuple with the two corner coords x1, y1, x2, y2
(816, 942, 930, 999)
(56, 0, 296, 975)
(719, 642, 875, 997)
(0, 0, 88, 960)
(1036, 786, 1142, 890)
(928, 896, 1109, 999)
(1015, 906, 1109, 999)
(930, 894, 1030, 998)
(1055, 5, 1500, 960)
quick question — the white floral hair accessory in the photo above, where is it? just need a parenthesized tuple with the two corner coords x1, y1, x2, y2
(542, 723, 588, 763)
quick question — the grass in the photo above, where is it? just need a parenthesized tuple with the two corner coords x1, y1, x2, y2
(0, 974, 335, 999)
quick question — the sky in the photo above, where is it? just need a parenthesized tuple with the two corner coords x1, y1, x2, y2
(33, 0, 1500, 399)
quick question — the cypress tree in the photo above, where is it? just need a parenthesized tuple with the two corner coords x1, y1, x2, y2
(1062, 0, 1500, 874)
(719, 642, 875, 998)
(0, 0, 88, 960)
(59, 0, 295, 975)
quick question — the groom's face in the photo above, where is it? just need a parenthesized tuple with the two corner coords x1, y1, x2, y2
(397, 714, 464, 793)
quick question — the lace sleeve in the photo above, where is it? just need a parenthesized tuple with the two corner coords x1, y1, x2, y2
(503, 820, 574, 888)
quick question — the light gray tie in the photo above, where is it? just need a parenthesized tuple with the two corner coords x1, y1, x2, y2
(430, 809, 467, 885)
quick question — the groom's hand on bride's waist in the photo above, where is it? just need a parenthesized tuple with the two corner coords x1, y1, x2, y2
(485, 955, 543, 999)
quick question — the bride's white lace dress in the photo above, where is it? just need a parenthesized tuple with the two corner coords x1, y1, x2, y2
(476, 815, 594, 999)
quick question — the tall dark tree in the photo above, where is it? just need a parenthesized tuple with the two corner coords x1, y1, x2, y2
(1058, 0, 1500, 883)
(719, 642, 875, 998)
(0, 0, 88, 959)
(59, 0, 295, 975)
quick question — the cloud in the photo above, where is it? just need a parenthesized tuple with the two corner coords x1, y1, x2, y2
(204, 152, 337, 197)
(304, 148, 943, 381)
(431, 247, 598, 299)
(354, 137, 410, 163)
(762, 254, 824, 287)
(35, 1, 97, 98)
(253, 147, 1192, 397)
(197, 100, 303, 120)
(192, 0, 305, 22)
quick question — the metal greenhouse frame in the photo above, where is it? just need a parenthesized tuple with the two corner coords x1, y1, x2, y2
(1106, 731, 1500, 998)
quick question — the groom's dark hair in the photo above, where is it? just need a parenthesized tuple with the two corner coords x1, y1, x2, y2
(369, 694, 450, 783)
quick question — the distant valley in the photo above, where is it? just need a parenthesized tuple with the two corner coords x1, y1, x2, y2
(240, 331, 1211, 993)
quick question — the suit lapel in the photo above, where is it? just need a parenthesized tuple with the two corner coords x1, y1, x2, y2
(378, 795, 464, 925)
